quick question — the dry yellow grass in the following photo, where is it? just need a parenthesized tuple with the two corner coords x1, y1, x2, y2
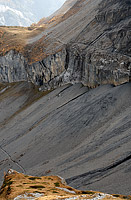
(0, 24, 63, 63)
(0, 170, 130, 200)
(0, 0, 87, 64)
(0, 25, 48, 62)
(0, 170, 80, 199)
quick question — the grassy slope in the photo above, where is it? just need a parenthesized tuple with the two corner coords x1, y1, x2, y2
(0, 170, 130, 200)
(0, 0, 88, 63)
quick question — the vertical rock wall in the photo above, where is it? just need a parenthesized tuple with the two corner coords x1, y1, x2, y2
(0, 48, 130, 90)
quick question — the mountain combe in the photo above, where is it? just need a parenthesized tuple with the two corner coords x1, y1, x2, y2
(0, 0, 130, 89)
(0, 0, 131, 197)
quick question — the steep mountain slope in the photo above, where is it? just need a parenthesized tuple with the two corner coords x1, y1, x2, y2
(0, 0, 130, 88)
(0, 0, 66, 27)
(0, 0, 131, 196)
(0, 82, 130, 195)
(37, 0, 78, 25)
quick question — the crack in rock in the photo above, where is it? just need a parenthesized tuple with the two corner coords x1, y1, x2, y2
(0, 146, 26, 174)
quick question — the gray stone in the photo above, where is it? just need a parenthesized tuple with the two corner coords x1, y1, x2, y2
(0, 82, 130, 195)
(0, 0, 130, 89)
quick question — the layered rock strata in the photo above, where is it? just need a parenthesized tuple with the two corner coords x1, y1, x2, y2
(0, 0, 130, 90)
(0, 48, 130, 90)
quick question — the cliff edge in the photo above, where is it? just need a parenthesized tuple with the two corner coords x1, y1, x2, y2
(0, 0, 130, 90)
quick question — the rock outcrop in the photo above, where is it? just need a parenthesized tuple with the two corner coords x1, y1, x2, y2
(0, 50, 28, 83)
(0, 169, 130, 200)
(0, 48, 130, 90)
(0, 0, 131, 196)
(0, 0, 130, 90)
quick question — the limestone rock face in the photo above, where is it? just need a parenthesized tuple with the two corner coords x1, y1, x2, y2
(0, 48, 130, 90)
(27, 49, 66, 89)
(61, 47, 130, 88)
(0, 50, 28, 83)
(0, 0, 131, 196)
(0, 0, 130, 89)
(0, 50, 66, 88)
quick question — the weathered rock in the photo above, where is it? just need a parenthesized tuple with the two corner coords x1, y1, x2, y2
(0, 48, 130, 90)
(0, 50, 28, 83)
(0, 0, 131, 196)
(0, 82, 130, 195)
(0, 0, 130, 90)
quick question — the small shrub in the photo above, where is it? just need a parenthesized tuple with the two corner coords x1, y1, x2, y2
(0, 188, 4, 195)
(28, 177, 41, 180)
(2, 179, 13, 188)
(30, 185, 45, 189)
(53, 191, 58, 193)
(54, 182, 60, 187)
(48, 177, 53, 180)
(42, 182, 49, 185)
(123, 196, 129, 199)
(7, 185, 11, 195)
(7, 181, 13, 185)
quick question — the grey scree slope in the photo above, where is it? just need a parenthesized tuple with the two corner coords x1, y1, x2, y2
(0, 82, 131, 195)
(0, 0, 131, 195)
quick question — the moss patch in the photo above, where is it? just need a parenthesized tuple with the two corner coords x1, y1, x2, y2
(54, 182, 60, 187)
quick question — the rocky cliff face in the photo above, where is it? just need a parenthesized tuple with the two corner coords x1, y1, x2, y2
(0, 48, 130, 90)
(0, 49, 130, 91)
(0, 50, 28, 82)
(0, 0, 131, 196)
(0, 0, 130, 90)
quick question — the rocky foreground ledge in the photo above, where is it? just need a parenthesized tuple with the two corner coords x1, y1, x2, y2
(0, 169, 131, 200)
